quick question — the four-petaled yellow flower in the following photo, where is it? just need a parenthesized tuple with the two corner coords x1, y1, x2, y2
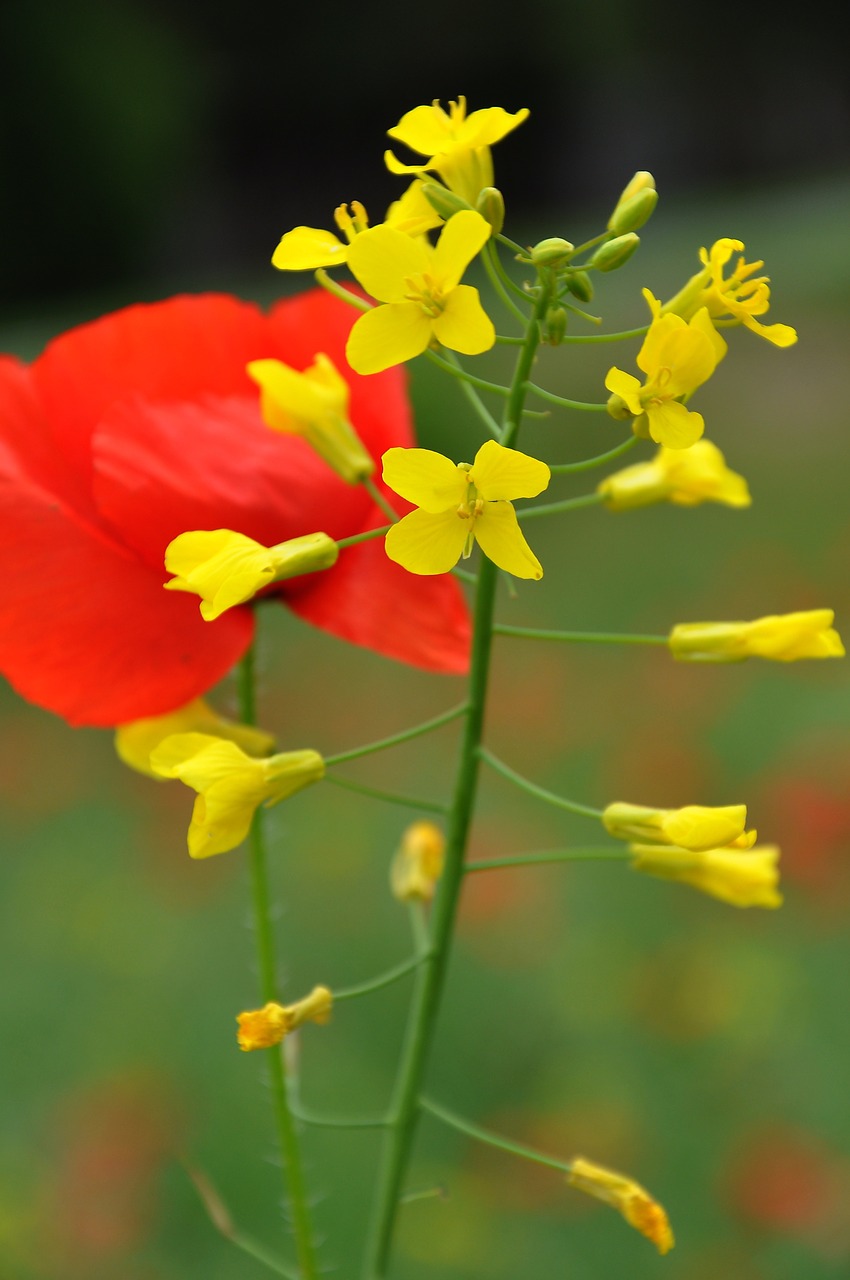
(385, 98, 529, 205)
(165, 529, 338, 621)
(271, 182, 442, 272)
(247, 352, 374, 482)
(602, 801, 755, 851)
(150, 733, 325, 858)
(115, 697, 275, 779)
(669, 610, 845, 662)
(390, 821, 446, 903)
(630, 843, 782, 908)
(605, 290, 727, 449)
(598, 440, 751, 511)
(381, 440, 550, 579)
(566, 1156, 675, 1255)
(662, 238, 797, 347)
(345, 210, 495, 374)
(236, 986, 333, 1051)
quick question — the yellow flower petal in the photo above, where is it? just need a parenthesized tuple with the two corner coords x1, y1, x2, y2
(381, 447, 466, 510)
(740, 315, 798, 347)
(384, 507, 468, 576)
(388, 103, 457, 156)
(345, 302, 432, 375)
(164, 530, 276, 620)
(431, 210, 491, 290)
(271, 226, 349, 271)
(630, 843, 782, 908)
(115, 699, 275, 779)
(604, 367, 643, 415)
(346, 224, 430, 303)
(457, 106, 530, 148)
(645, 400, 704, 449)
(431, 284, 495, 355)
(471, 439, 550, 501)
(383, 150, 431, 177)
(473, 501, 543, 579)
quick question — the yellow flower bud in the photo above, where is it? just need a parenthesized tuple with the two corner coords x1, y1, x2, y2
(475, 186, 505, 235)
(669, 610, 845, 662)
(590, 233, 640, 273)
(236, 986, 333, 1051)
(598, 441, 751, 511)
(164, 529, 338, 621)
(602, 801, 754, 852)
(529, 237, 574, 268)
(566, 1156, 674, 1254)
(115, 697, 275, 779)
(390, 821, 446, 902)
(607, 172, 658, 235)
(630, 843, 782, 908)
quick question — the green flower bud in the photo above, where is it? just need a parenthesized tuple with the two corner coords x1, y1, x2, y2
(608, 172, 656, 230)
(420, 182, 475, 220)
(530, 237, 574, 268)
(544, 305, 568, 346)
(590, 233, 640, 273)
(608, 188, 658, 236)
(565, 270, 594, 302)
(476, 186, 505, 235)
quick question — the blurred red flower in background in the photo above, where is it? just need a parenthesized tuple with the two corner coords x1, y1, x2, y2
(0, 290, 469, 727)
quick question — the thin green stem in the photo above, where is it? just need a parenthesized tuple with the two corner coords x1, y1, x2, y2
(478, 745, 602, 820)
(549, 434, 638, 474)
(517, 492, 605, 520)
(238, 649, 319, 1280)
(558, 324, 649, 344)
(420, 1096, 572, 1174)
(363, 477, 400, 523)
(494, 623, 669, 645)
(495, 334, 526, 345)
(523, 381, 609, 412)
(495, 231, 528, 255)
(570, 230, 610, 257)
(334, 954, 425, 1002)
(425, 349, 511, 397)
(324, 702, 467, 768)
(465, 847, 631, 872)
(439, 349, 501, 437)
(230, 1234, 302, 1279)
(483, 240, 532, 318)
(324, 773, 449, 815)
(337, 524, 390, 550)
(290, 1105, 390, 1130)
(452, 565, 478, 586)
(314, 268, 371, 311)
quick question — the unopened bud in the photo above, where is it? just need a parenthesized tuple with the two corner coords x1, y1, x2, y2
(609, 187, 658, 236)
(420, 182, 474, 220)
(565, 270, 594, 302)
(544, 305, 568, 346)
(530, 237, 574, 269)
(590, 233, 640, 273)
(476, 186, 505, 235)
(606, 392, 632, 421)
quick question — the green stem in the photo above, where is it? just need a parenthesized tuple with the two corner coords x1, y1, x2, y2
(314, 268, 372, 311)
(517, 492, 605, 520)
(324, 702, 467, 767)
(337, 524, 390, 550)
(452, 565, 478, 586)
(523, 381, 609, 412)
(324, 773, 449, 815)
(334, 954, 425, 1002)
(483, 239, 531, 319)
(420, 1096, 572, 1174)
(363, 477, 399, 523)
(495, 231, 528, 255)
(465, 847, 631, 872)
(230, 1234, 302, 1279)
(290, 1105, 390, 1130)
(549, 434, 638, 474)
(494, 623, 669, 645)
(439, 349, 501, 437)
(237, 649, 319, 1280)
(361, 284, 551, 1279)
(425, 349, 511, 397)
(478, 745, 602, 820)
(558, 324, 649, 344)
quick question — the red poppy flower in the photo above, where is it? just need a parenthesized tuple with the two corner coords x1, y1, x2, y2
(0, 290, 470, 727)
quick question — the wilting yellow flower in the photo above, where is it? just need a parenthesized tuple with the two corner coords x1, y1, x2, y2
(630, 843, 782, 908)
(598, 440, 751, 511)
(669, 610, 845, 662)
(605, 291, 726, 449)
(345, 210, 495, 374)
(566, 1156, 674, 1255)
(247, 353, 374, 482)
(237, 986, 333, 1051)
(115, 698, 275, 779)
(271, 183, 442, 272)
(164, 529, 338, 621)
(662, 238, 797, 347)
(390, 821, 446, 902)
(385, 98, 529, 205)
(602, 801, 755, 852)
(382, 439, 550, 578)
(150, 733, 324, 858)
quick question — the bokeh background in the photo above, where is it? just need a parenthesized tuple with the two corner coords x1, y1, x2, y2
(2, 2, 849, 1277)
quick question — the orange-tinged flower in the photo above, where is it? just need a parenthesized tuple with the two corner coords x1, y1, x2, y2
(236, 986, 333, 1051)
(567, 1156, 674, 1254)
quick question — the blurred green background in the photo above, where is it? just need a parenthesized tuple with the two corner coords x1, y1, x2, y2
(2, 2, 850, 1278)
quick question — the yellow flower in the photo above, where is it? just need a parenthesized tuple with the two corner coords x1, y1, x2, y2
(271, 183, 442, 272)
(662, 238, 797, 347)
(669, 610, 845, 662)
(164, 529, 338, 621)
(149, 733, 324, 858)
(381, 439, 550, 579)
(115, 697, 275, 779)
(605, 291, 727, 449)
(247, 353, 374, 482)
(598, 440, 751, 511)
(237, 986, 333, 1051)
(345, 210, 495, 374)
(390, 821, 446, 902)
(602, 801, 755, 852)
(384, 97, 529, 205)
(629, 843, 782, 908)
(566, 1156, 674, 1255)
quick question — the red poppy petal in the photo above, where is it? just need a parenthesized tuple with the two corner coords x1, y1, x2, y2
(285, 535, 470, 675)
